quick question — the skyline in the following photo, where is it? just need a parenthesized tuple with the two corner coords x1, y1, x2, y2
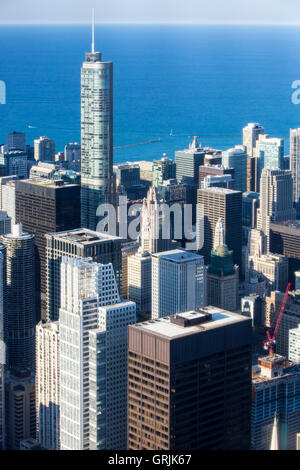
(2, 0, 300, 25)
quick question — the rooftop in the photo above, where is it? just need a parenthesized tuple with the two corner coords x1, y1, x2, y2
(134, 306, 248, 339)
(199, 186, 241, 195)
(152, 248, 203, 263)
(46, 228, 122, 244)
(17, 178, 78, 188)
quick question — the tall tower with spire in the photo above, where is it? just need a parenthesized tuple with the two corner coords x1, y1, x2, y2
(80, 10, 114, 230)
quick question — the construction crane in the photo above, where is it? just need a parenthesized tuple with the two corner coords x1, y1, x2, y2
(264, 282, 291, 356)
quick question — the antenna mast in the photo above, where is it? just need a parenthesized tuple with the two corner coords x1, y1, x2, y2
(92, 8, 95, 53)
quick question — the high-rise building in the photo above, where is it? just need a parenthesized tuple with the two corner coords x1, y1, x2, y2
(197, 187, 243, 267)
(36, 321, 60, 450)
(264, 290, 300, 358)
(198, 165, 235, 189)
(128, 251, 152, 318)
(289, 324, 300, 362)
(252, 355, 300, 450)
(2, 181, 16, 225)
(243, 122, 265, 157)
(207, 219, 239, 312)
(7, 131, 26, 152)
(257, 169, 296, 251)
(0, 341, 5, 450)
(15, 179, 80, 320)
(121, 241, 139, 299)
(64, 142, 81, 162)
(175, 136, 207, 188)
(152, 157, 176, 187)
(151, 249, 206, 319)
(45, 228, 122, 321)
(59, 257, 136, 450)
(222, 145, 247, 192)
(256, 135, 284, 184)
(5, 369, 36, 450)
(34, 136, 55, 162)
(270, 220, 300, 286)
(2, 224, 35, 370)
(128, 307, 252, 450)
(93, 301, 136, 450)
(290, 128, 300, 217)
(0, 150, 28, 178)
(80, 27, 114, 231)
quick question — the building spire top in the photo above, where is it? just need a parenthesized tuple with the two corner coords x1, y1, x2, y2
(270, 412, 280, 450)
(92, 8, 95, 53)
(213, 218, 225, 250)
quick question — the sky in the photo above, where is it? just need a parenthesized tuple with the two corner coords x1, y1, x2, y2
(1, 0, 300, 25)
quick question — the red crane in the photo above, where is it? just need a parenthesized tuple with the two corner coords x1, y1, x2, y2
(264, 282, 291, 356)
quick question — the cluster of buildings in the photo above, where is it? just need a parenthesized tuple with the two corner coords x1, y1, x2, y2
(2, 28, 300, 452)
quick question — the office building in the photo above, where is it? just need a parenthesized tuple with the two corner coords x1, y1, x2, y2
(246, 156, 258, 192)
(59, 257, 136, 450)
(290, 128, 300, 216)
(128, 251, 152, 318)
(92, 301, 136, 450)
(121, 241, 139, 299)
(5, 369, 36, 450)
(252, 355, 300, 450)
(270, 220, 300, 286)
(264, 290, 300, 358)
(128, 306, 252, 450)
(7, 131, 26, 152)
(152, 157, 176, 187)
(198, 165, 234, 189)
(0, 150, 28, 178)
(15, 178, 80, 320)
(295, 271, 300, 291)
(207, 219, 239, 312)
(64, 142, 81, 162)
(114, 163, 140, 190)
(243, 122, 265, 157)
(222, 145, 247, 192)
(289, 325, 300, 362)
(197, 187, 242, 267)
(2, 180, 16, 225)
(0, 341, 5, 450)
(34, 136, 55, 162)
(241, 294, 264, 328)
(175, 137, 205, 188)
(45, 228, 122, 321)
(2, 224, 35, 370)
(256, 135, 284, 184)
(257, 169, 295, 251)
(81, 33, 114, 231)
(36, 321, 60, 450)
(151, 249, 205, 319)
(0, 211, 11, 236)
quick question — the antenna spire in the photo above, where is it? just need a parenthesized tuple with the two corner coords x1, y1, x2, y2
(92, 8, 95, 53)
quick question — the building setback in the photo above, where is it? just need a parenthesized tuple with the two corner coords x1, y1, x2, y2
(128, 307, 252, 450)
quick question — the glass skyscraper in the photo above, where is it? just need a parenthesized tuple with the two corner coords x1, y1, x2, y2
(81, 42, 114, 231)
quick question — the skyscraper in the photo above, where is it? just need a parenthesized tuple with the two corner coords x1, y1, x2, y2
(151, 249, 206, 319)
(207, 219, 239, 312)
(59, 257, 136, 450)
(256, 135, 284, 184)
(252, 355, 300, 450)
(34, 136, 55, 162)
(45, 228, 122, 321)
(290, 127, 300, 217)
(197, 187, 243, 267)
(222, 145, 247, 192)
(257, 169, 295, 251)
(81, 17, 114, 230)
(15, 178, 81, 320)
(243, 122, 265, 157)
(128, 307, 252, 450)
(7, 131, 26, 152)
(36, 321, 60, 450)
(0, 340, 4, 450)
(2, 224, 36, 370)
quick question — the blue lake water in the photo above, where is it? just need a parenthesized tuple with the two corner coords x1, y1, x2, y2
(1, 24, 300, 160)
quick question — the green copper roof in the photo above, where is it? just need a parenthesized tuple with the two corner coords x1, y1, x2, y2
(208, 244, 236, 276)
